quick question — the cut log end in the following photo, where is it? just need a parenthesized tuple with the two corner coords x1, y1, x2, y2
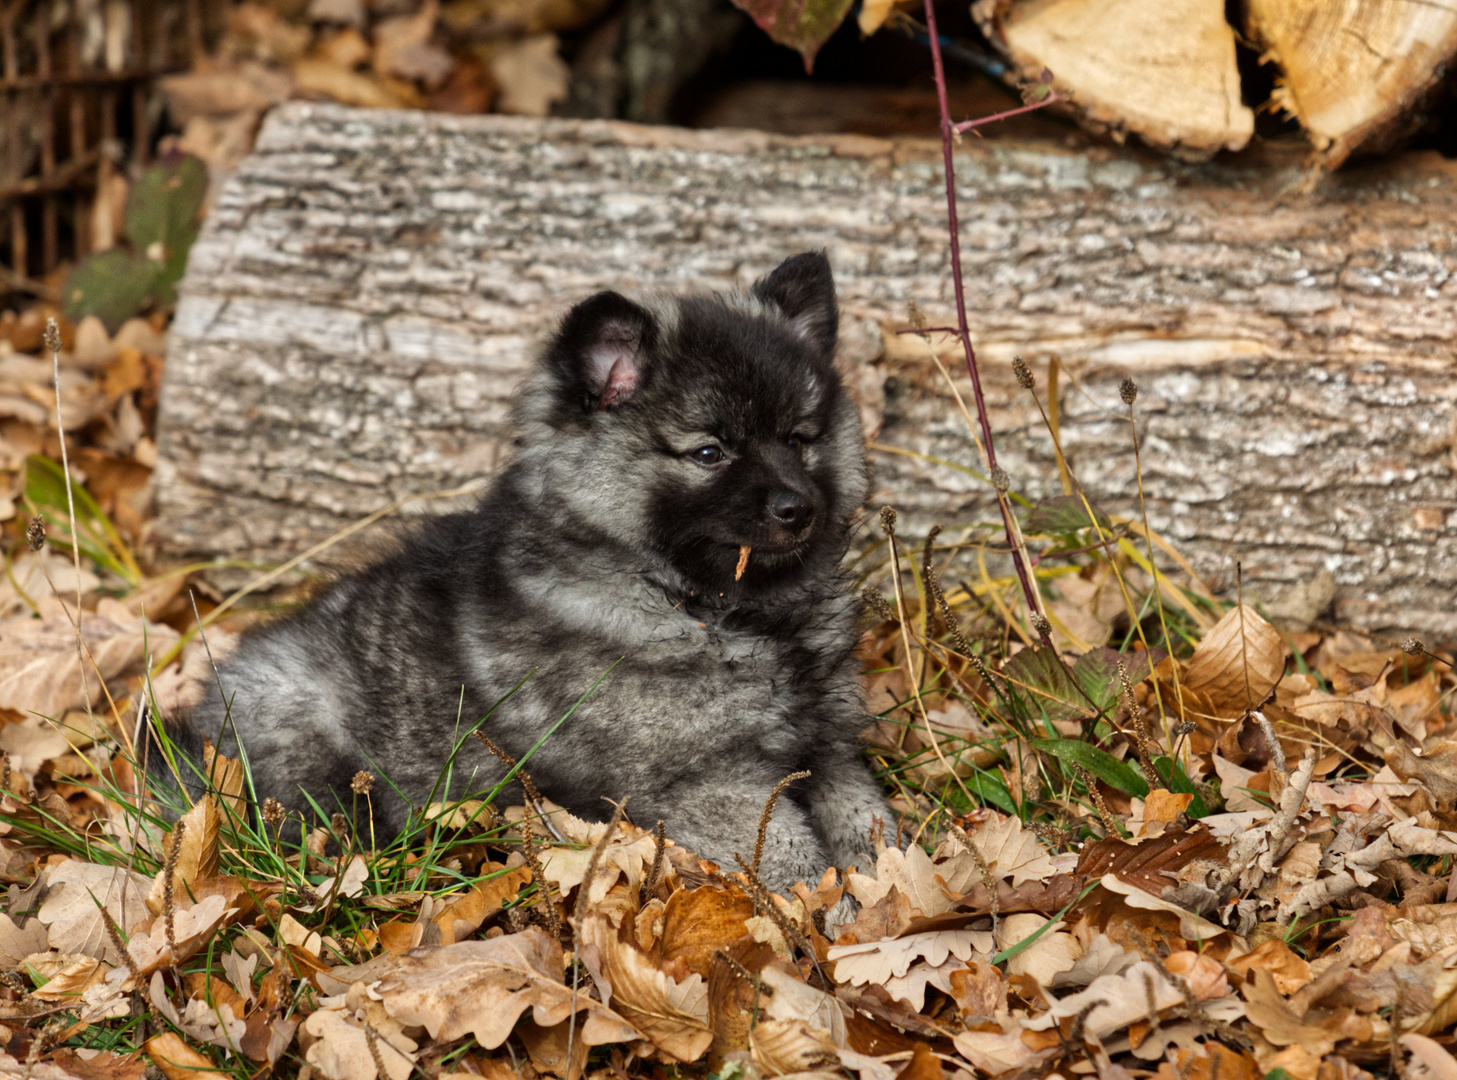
(974, 0, 1254, 160)
(1248, 0, 1457, 167)
(975, 0, 1457, 166)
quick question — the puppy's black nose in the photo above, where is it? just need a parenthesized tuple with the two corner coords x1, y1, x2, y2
(769, 492, 813, 530)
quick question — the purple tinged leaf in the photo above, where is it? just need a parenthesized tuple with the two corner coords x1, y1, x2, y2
(727, 0, 854, 71)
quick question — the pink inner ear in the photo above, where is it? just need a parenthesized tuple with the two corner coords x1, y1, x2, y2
(591, 339, 639, 408)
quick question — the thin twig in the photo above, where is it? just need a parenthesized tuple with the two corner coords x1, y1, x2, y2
(920, 7, 1046, 638)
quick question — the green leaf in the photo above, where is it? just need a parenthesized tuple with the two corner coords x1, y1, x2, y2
(1003, 648, 1085, 725)
(1032, 737, 1150, 799)
(24, 455, 142, 585)
(964, 770, 1018, 815)
(1069, 647, 1163, 715)
(726, 0, 854, 71)
(125, 153, 207, 270)
(1022, 494, 1112, 536)
(60, 249, 160, 333)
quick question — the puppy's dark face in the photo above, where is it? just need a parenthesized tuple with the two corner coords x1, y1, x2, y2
(522, 252, 867, 595)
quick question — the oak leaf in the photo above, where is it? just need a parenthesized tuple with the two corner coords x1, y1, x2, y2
(37, 861, 151, 963)
(828, 929, 992, 1010)
(372, 927, 640, 1051)
(954, 813, 1059, 887)
(579, 912, 712, 1062)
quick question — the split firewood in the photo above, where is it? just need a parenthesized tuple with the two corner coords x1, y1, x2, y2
(973, 0, 1457, 166)
(1245, 0, 1457, 167)
(971, 0, 1254, 160)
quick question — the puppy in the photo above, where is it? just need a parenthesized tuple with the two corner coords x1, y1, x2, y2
(160, 251, 892, 892)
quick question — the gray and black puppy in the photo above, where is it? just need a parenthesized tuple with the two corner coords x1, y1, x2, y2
(159, 251, 892, 892)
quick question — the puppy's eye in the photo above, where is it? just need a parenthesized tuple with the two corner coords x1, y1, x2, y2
(689, 445, 726, 466)
(787, 433, 809, 450)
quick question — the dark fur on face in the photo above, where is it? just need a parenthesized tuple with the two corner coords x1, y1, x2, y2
(156, 252, 892, 893)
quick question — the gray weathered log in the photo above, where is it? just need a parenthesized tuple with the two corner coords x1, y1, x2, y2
(155, 102, 1457, 636)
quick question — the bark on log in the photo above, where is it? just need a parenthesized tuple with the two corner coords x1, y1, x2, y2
(154, 102, 1457, 636)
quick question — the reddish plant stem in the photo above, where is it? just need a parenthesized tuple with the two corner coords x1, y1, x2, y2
(922, 0, 1046, 635)
(953, 94, 1065, 134)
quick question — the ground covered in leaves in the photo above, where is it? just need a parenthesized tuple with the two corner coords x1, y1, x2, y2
(2, 316, 1457, 1080)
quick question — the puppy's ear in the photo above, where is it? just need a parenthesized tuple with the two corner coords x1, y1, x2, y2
(753, 250, 838, 358)
(552, 291, 655, 410)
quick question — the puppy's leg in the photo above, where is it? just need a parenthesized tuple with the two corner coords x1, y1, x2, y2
(803, 744, 894, 873)
(641, 776, 828, 895)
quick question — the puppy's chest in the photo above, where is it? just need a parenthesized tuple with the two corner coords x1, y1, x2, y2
(578, 608, 830, 744)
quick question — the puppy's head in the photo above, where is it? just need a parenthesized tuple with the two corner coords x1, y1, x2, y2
(516, 251, 867, 594)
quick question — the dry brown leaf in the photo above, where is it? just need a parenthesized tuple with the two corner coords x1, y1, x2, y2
(996, 913, 1080, 984)
(146, 796, 221, 915)
(46, 1049, 146, 1080)
(656, 886, 755, 979)
(0, 598, 179, 720)
(579, 912, 712, 1062)
(24, 951, 110, 999)
(293, 58, 413, 108)
(303, 992, 418, 1080)
(582, 909, 713, 1061)
(828, 929, 992, 1010)
(957, 813, 1060, 887)
(1024, 959, 1245, 1044)
(144, 1033, 230, 1080)
(373, 0, 455, 88)
(952, 1021, 1043, 1076)
(373, 927, 639, 1050)
(1403, 1033, 1457, 1080)
(1182, 604, 1286, 716)
(488, 34, 568, 116)
(0, 910, 49, 965)
(37, 861, 152, 963)
(846, 842, 952, 915)
(123, 894, 240, 981)
(1225, 939, 1311, 995)
(749, 1018, 841, 1076)
(0, 1053, 89, 1080)
(537, 824, 658, 905)
(759, 962, 847, 1043)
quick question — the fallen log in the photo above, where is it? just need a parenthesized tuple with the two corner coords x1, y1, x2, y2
(155, 102, 1457, 636)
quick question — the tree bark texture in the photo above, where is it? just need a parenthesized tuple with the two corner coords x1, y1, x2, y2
(155, 102, 1457, 636)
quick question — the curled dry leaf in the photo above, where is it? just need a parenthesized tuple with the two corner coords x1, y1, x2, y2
(121, 894, 239, 982)
(24, 951, 110, 999)
(1182, 604, 1286, 716)
(302, 987, 418, 1080)
(1023, 959, 1245, 1041)
(146, 796, 221, 915)
(144, 1033, 231, 1080)
(749, 1018, 842, 1077)
(759, 962, 847, 1044)
(372, 927, 639, 1051)
(579, 912, 712, 1062)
